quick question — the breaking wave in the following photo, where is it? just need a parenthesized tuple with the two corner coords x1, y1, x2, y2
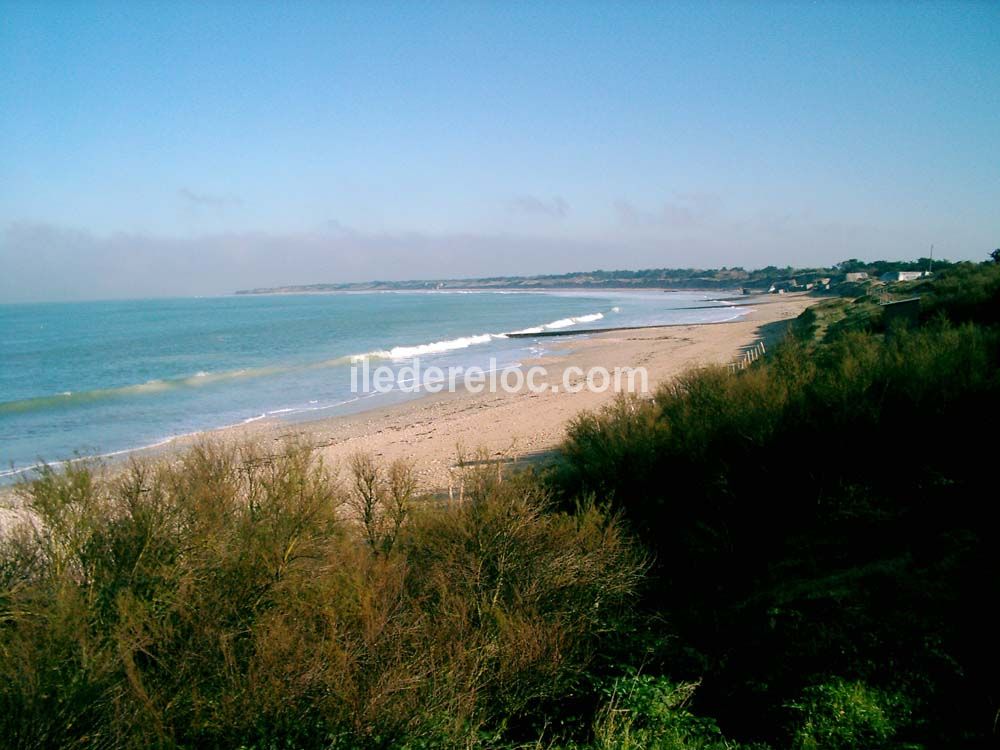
(0, 309, 613, 414)
(351, 310, 609, 360)
(353, 333, 497, 361)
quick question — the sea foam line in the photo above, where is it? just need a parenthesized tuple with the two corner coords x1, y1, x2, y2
(0, 309, 615, 415)
(0, 394, 384, 481)
(349, 310, 609, 361)
(0, 434, 188, 480)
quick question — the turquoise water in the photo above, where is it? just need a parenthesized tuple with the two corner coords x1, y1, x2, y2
(0, 290, 742, 477)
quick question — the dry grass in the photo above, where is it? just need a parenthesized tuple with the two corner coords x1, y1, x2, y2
(0, 440, 642, 749)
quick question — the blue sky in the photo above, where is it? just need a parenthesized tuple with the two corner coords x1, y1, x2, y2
(1, 1, 998, 300)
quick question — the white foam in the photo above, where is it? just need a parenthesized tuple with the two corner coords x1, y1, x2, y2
(351, 309, 610, 359)
(353, 333, 496, 361)
(512, 312, 605, 333)
(543, 312, 604, 329)
(0, 434, 186, 480)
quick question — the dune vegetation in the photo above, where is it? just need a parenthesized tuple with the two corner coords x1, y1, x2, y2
(554, 260, 1000, 749)
(2, 260, 999, 748)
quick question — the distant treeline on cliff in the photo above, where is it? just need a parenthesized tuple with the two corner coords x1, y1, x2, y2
(234, 257, 953, 295)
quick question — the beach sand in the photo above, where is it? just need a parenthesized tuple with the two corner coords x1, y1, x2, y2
(0, 294, 814, 528)
(164, 293, 814, 489)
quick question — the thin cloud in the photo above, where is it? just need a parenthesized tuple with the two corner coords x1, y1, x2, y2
(0, 222, 612, 303)
(615, 193, 722, 230)
(318, 219, 358, 237)
(1, 215, 983, 304)
(507, 195, 570, 219)
(178, 188, 243, 211)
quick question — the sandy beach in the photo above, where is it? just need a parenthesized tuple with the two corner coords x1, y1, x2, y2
(0, 294, 814, 529)
(159, 293, 814, 490)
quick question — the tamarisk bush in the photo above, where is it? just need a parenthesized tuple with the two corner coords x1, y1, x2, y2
(0, 441, 641, 749)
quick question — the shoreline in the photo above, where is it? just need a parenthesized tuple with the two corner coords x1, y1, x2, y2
(0, 294, 815, 516)
(123, 294, 814, 489)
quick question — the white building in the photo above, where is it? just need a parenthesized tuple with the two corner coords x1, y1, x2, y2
(880, 271, 926, 282)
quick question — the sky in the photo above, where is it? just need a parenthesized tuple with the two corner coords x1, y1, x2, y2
(1, 0, 998, 302)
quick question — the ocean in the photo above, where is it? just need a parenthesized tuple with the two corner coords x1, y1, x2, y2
(0, 289, 745, 478)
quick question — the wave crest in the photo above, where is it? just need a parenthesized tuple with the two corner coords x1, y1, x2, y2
(353, 333, 497, 361)
(2, 309, 613, 413)
(510, 311, 606, 334)
(354, 310, 608, 360)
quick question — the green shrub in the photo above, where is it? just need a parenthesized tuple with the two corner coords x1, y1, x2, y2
(791, 306, 819, 341)
(915, 261, 1000, 325)
(590, 675, 723, 750)
(553, 309, 1000, 745)
(788, 679, 911, 750)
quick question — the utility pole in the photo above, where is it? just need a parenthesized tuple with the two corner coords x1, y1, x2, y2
(928, 244, 934, 275)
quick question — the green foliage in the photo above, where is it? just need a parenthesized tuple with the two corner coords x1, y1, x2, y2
(913, 261, 1000, 325)
(822, 296, 883, 339)
(788, 679, 911, 750)
(553, 266, 1000, 746)
(790, 305, 818, 341)
(589, 675, 727, 750)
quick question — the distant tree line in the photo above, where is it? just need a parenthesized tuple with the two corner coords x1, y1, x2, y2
(236, 256, 971, 295)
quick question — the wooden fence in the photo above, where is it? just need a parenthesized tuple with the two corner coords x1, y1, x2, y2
(728, 340, 766, 373)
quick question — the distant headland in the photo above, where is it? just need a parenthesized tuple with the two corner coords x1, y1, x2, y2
(234, 257, 946, 295)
